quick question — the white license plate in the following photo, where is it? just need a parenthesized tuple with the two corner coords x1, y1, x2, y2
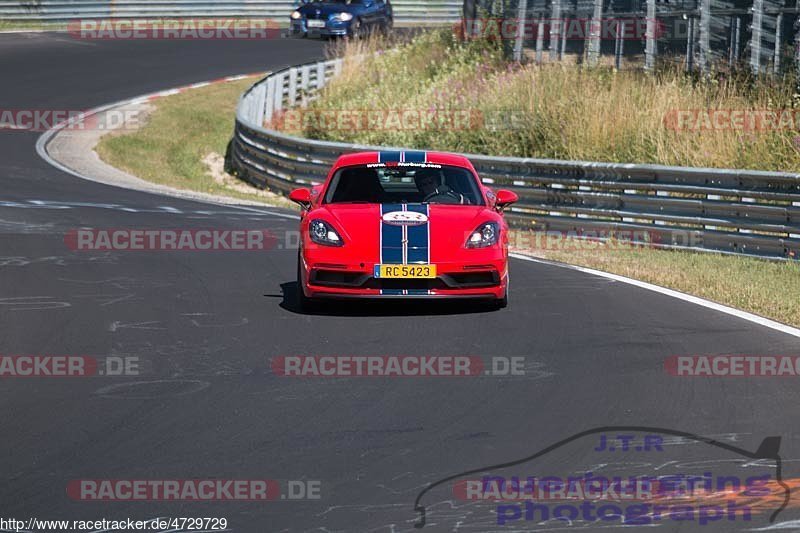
(307, 20, 326, 28)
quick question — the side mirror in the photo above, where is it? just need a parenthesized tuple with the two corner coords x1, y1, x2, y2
(289, 188, 313, 210)
(494, 189, 518, 211)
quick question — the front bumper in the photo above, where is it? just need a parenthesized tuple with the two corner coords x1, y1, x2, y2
(290, 19, 350, 37)
(300, 254, 508, 300)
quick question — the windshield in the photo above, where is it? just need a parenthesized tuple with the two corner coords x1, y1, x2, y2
(324, 163, 484, 205)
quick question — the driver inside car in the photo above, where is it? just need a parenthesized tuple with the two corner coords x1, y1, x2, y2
(413, 168, 466, 204)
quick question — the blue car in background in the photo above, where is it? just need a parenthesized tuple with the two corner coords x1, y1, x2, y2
(290, 0, 393, 38)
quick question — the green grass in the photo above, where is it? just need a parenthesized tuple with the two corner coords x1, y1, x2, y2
(96, 76, 294, 207)
(0, 21, 60, 31)
(513, 230, 800, 327)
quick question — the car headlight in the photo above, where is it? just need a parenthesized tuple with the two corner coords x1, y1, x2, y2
(466, 222, 499, 248)
(291, 11, 302, 19)
(335, 12, 354, 21)
(310, 220, 344, 246)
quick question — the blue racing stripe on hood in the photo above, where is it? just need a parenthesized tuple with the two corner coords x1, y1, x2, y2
(379, 151, 402, 163)
(405, 204, 429, 264)
(380, 203, 404, 265)
(403, 151, 427, 163)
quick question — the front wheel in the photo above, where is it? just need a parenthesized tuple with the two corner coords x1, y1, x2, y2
(349, 18, 363, 38)
(382, 17, 393, 35)
(495, 289, 508, 309)
(296, 253, 317, 312)
(493, 276, 509, 309)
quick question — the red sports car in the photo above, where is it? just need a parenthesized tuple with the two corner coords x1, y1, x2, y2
(289, 151, 518, 310)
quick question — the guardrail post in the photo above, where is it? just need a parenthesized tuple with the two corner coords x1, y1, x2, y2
(697, 0, 710, 74)
(264, 76, 277, 124)
(750, 0, 764, 74)
(316, 62, 326, 90)
(299, 64, 311, 101)
(288, 67, 298, 107)
(774, 12, 783, 74)
(252, 83, 267, 126)
(535, 17, 545, 64)
(795, 16, 800, 79)
(512, 0, 527, 62)
(729, 16, 741, 66)
(586, 0, 603, 66)
(645, 0, 657, 71)
(549, 0, 561, 61)
(273, 72, 285, 113)
(685, 17, 695, 72)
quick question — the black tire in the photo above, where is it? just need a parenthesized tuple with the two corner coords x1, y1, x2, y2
(349, 18, 363, 38)
(223, 139, 235, 175)
(495, 290, 508, 309)
(296, 253, 316, 312)
(493, 277, 509, 309)
(382, 17, 393, 35)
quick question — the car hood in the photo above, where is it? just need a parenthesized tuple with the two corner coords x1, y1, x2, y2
(319, 204, 493, 262)
(297, 2, 359, 16)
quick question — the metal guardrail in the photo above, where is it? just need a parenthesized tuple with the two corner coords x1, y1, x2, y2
(227, 57, 800, 260)
(0, 1, 463, 23)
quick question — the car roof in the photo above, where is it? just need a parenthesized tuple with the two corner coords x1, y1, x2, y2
(332, 151, 474, 169)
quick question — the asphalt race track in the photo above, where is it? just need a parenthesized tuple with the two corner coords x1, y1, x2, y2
(1, 33, 799, 532)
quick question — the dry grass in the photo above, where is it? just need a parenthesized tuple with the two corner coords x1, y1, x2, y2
(289, 29, 800, 171)
(512, 230, 800, 327)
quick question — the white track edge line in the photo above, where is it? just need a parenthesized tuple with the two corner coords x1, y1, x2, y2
(510, 252, 800, 340)
(31, 70, 799, 340)
(34, 72, 300, 221)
